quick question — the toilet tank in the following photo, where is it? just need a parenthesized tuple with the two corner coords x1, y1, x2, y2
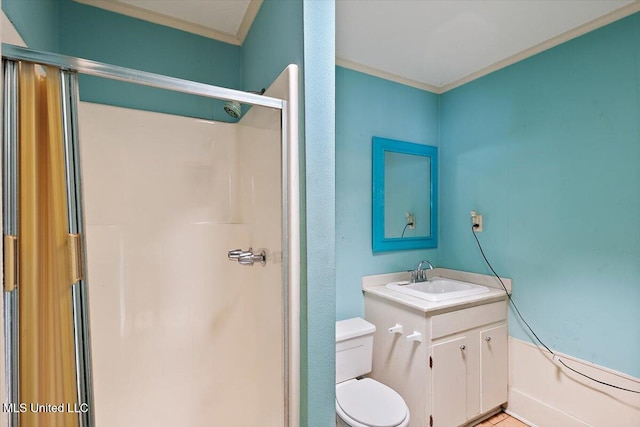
(336, 317, 376, 384)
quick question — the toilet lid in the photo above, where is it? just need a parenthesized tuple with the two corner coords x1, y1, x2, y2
(336, 379, 407, 427)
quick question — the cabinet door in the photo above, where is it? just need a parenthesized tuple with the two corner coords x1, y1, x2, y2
(480, 323, 508, 412)
(431, 336, 467, 427)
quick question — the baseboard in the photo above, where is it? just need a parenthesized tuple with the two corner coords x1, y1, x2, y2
(507, 337, 640, 426)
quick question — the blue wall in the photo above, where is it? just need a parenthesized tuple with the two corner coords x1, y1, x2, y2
(335, 67, 440, 320)
(302, 2, 335, 425)
(242, 0, 302, 93)
(2, 0, 60, 51)
(439, 12, 640, 378)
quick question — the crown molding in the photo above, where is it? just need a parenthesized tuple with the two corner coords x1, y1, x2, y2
(73, 0, 263, 46)
(237, 0, 262, 43)
(335, 57, 441, 94)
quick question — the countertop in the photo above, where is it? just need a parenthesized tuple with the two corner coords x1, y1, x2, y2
(362, 268, 511, 315)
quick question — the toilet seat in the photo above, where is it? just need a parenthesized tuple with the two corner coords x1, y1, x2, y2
(336, 378, 409, 427)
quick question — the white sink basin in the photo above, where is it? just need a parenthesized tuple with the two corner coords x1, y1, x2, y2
(386, 277, 490, 302)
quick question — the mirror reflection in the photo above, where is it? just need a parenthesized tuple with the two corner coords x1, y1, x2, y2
(384, 151, 431, 238)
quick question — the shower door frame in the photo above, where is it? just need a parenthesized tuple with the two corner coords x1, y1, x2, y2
(1, 43, 299, 427)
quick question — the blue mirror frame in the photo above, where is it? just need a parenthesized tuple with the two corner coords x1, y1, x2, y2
(372, 137, 438, 252)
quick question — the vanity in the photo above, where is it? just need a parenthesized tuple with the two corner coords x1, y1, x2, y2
(363, 269, 511, 427)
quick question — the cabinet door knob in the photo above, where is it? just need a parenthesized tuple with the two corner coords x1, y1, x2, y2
(459, 345, 466, 351)
(485, 336, 492, 342)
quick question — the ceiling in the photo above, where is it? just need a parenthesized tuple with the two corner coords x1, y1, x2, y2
(76, 0, 640, 92)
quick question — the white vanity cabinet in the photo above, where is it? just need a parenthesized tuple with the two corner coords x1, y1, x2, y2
(364, 293, 508, 427)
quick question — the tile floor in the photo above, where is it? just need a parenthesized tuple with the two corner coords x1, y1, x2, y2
(474, 412, 529, 427)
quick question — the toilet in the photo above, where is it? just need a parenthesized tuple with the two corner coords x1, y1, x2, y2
(336, 318, 410, 427)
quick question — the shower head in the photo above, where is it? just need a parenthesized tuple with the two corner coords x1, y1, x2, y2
(223, 101, 241, 119)
(222, 88, 265, 119)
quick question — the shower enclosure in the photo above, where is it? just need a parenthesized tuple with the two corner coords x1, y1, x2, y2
(1, 44, 299, 427)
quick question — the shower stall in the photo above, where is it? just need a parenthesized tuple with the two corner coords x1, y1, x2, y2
(1, 44, 299, 427)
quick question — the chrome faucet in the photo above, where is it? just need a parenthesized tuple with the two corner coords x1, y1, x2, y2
(411, 260, 434, 282)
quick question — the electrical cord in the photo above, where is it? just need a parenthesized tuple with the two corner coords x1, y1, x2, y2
(401, 223, 412, 238)
(471, 224, 640, 394)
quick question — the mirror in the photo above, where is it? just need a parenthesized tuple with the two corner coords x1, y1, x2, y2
(372, 136, 438, 252)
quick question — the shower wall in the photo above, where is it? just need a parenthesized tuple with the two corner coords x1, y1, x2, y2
(79, 101, 283, 426)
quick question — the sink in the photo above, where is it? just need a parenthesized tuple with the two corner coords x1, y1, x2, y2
(386, 277, 490, 302)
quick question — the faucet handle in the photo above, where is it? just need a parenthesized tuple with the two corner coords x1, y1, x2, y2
(407, 270, 417, 283)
